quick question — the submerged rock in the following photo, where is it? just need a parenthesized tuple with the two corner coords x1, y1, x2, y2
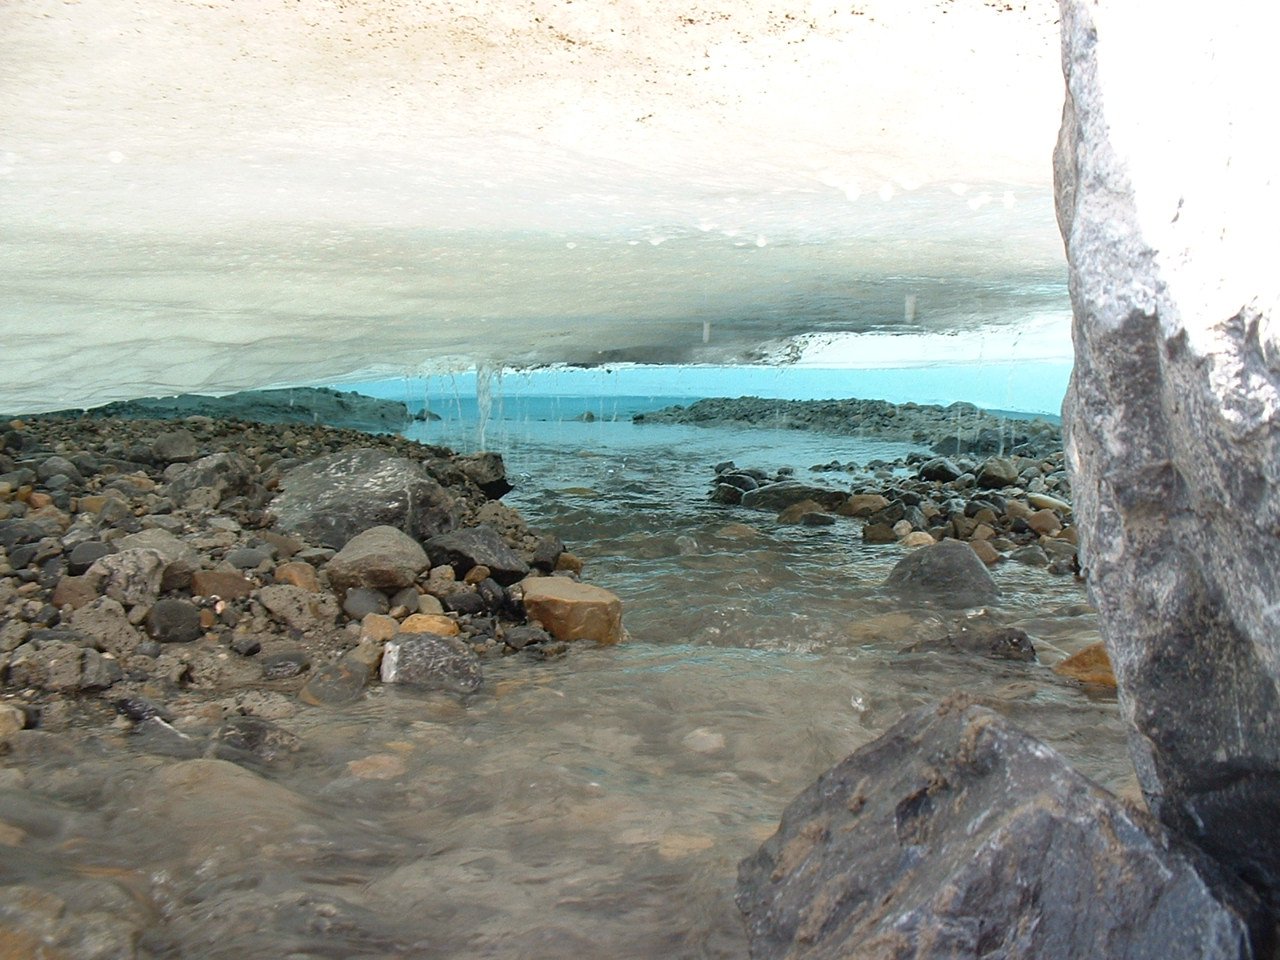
(883, 539, 999, 608)
(1057, 0, 1280, 907)
(380, 633, 482, 694)
(737, 699, 1268, 960)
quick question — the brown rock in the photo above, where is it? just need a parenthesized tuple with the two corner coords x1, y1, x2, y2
(838, 494, 890, 518)
(463, 564, 492, 585)
(970, 522, 996, 541)
(0, 704, 26, 739)
(969, 539, 1001, 566)
(273, 561, 320, 592)
(862, 522, 896, 544)
(75, 494, 112, 514)
(519, 577, 624, 645)
(900, 531, 937, 548)
(1053, 643, 1117, 689)
(191, 570, 254, 600)
(50, 575, 98, 610)
(555, 552, 584, 575)
(26, 492, 52, 510)
(1028, 508, 1063, 537)
(952, 515, 979, 539)
(400, 613, 459, 636)
(777, 499, 826, 524)
(1005, 499, 1035, 521)
(360, 612, 399, 642)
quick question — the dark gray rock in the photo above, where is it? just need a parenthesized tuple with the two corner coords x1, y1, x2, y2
(342, 587, 389, 620)
(151, 429, 198, 463)
(454, 451, 512, 500)
(530, 534, 565, 573)
(883, 539, 999, 607)
(737, 699, 1269, 960)
(213, 715, 302, 767)
(380, 633, 482, 693)
(225, 546, 273, 570)
(711, 483, 744, 505)
(918, 457, 963, 482)
(740, 481, 847, 513)
(1009, 544, 1050, 567)
(261, 651, 311, 680)
(503, 624, 551, 651)
(146, 598, 204, 644)
(976, 456, 1020, 489)
(67, 540, 111, 576)
(426, 525, 529, 586)
(908, 625, 1036, 662)
(1056, 0, 1280, 908)
(270, 448, 459, 549)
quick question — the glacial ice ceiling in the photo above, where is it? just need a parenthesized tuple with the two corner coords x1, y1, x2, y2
(0, 0, 1068, 413)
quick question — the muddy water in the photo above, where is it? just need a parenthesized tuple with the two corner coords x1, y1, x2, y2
(0, 416, 1126, 958)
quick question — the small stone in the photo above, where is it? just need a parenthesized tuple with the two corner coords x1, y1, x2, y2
(151, 429, 198, 463)
(1028, 508, 1063, 537)
(145, 598, 204, 643)
(503, 624, 551, 650)
(262, 651, 311, 680)
(892, 519, 913, 539)
(191, 570, 254, 600)
(327, 525, 430, 594)
(88, 548, 165, 607)
(900, 531, 937, 548)
(862, 522, 897, 544)
(347, 753, 407, 779)
(1026, 492, 1071, 513)
(299, 657, 371, 706)
(360, 613, 400, 642)
(463, 563, 492, 585)
(225, 546, 272, 570)
(66, 540, 110, 574)
(976, 457, 1020, 488)
(50, 575, 98, 610)
(1009, 544, 1050, 567)
(969, 539, 1001, 566)
(555, 552, 583, 575)
(682, 727, 726, 753)
(400, 613, 459, 636)
(230, 635, 262, 657)
(273, 561, 320, 592)
(0, 704, 26, 738)
(442, 591, 486, 616)
(342, 586, 389, 620)
(1053, 643, 1117, 689)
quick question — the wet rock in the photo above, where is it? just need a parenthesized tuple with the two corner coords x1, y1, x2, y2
(1009, 543, 1050, 567)
(145, 598, 204, 644)
(261, 651, 311, 680)
(454, 451, 512, 500)
(270, 448, 459, 549)
(1027, 508, 1063, 537)
(838, 493, 890, 518)
(503, 623, 551, 651)
(1057, 0, 1280, 896)
(519, 576, 624, 645)
(740, 481, 846, 513)
(711, 483, 743, 505)
(530, 534, 565, 573)
(1053, 642, 1117, 689)
(213, 714, 302, 766)
(976, 456, 1020, 488)
(909, 625, 1036, 662)
(918, 457, 963, 482)
(737, 699, 1268, 960)
(426, 525, 529, 586)
(327, 524, 430, 594)
(381, 633, 482, 693)
(861, 522, 897, 544)
(883, 538, 1000, 608)
(256, 584, 338, 633)
(299, 655, 373, 706)
(113, 696, 172, 722)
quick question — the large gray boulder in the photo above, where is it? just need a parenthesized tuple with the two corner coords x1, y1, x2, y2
(270, 449, 459, 549)
(737, 699, 1268, 960)
(1057, 0, 1280, 907)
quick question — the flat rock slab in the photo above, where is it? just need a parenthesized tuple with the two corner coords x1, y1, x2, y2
(737, 699, 1267, 960)
(518, 576, 624, 645)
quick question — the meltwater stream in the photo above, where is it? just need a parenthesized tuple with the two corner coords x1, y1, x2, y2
(0, 400, 1127, 959)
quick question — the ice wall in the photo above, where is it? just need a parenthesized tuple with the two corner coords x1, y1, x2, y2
(1, 0, 1068, 412)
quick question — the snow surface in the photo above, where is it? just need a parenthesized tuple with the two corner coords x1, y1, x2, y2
(0, 0, 1068, 413)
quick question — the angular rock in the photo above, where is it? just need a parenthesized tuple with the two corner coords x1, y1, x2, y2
(426, 525, 529, 586)
(519, 576, 623, 645)
(256, 584, 338, 633)
(270, 448, 459, 549)
(67, 597, 141, 657)
(976, 456, 1020, 488)
(273, 561, 320, 592)
(1053, 642, 1117, 689)
(380, 633, 482, 693)
(918, 457, 963, 482)
(883, 538, 999, 608)
(341, 586, 389, 620)
(87, 548, 165, 607)
(164, 452, 254, 509)
(737, 700, 1268, 960)
(454, 451, 512, 500)
(151, 429, 199, 463)
(1057, 0, 1280, 904)
(146, 598, 204, 644)
(326, 525, 430, 594)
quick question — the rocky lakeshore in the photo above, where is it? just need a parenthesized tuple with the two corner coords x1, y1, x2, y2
(0, 411, 621, 746)
(634, 396, 1062, 459)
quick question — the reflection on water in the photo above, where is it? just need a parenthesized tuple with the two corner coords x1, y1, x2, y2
(0, 416, 1124, 958)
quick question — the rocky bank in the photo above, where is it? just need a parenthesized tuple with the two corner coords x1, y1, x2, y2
(0, 411, 623, 745)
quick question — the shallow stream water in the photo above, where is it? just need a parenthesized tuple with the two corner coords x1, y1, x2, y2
(0, 403, 1128, 959)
